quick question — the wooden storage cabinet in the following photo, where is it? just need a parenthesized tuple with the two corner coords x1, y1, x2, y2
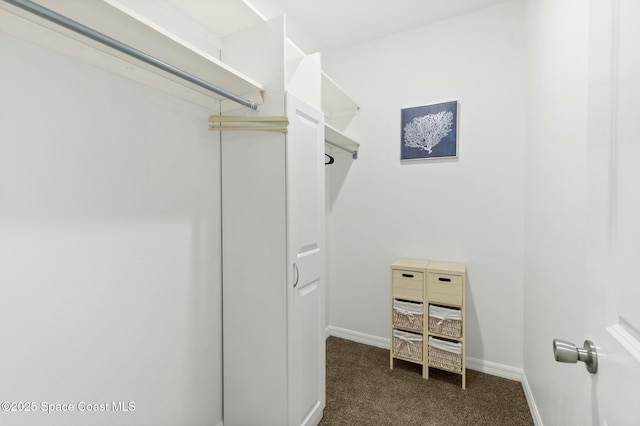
(390, 259, 467, 389)
(426, 261, 467, 389)
(389, 259, 429, 377)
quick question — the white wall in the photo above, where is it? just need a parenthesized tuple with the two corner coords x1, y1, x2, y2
(323, 1, 526, 371)
(0, 33, 223, 426)
(523, 0, 590, 424)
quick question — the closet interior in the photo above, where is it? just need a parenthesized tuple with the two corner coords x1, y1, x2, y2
(0, 1, 360, 425)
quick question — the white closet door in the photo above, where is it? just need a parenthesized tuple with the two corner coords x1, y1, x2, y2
(584, 1, 640, 424)
(285, 93, 325, 426)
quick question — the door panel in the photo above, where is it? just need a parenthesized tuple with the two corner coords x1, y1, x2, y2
(614, 0, 640, 332)
(286, 93, 325, 426)
(586, 1, 640, 424)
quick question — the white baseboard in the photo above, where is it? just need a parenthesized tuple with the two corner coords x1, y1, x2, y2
(465, 357, 523, 381)
(520, 373, 543, 426)
(326, 325, 390, 349)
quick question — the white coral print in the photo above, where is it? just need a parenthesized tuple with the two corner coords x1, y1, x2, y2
(403, 111, 454, 154)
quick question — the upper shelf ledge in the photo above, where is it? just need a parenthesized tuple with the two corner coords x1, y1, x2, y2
(325, 124, 359, 159)
(321, 71, 359, 117)
(0, 0, 265, 112)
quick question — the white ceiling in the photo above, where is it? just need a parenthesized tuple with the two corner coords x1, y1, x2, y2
(168, 0, 513, 54)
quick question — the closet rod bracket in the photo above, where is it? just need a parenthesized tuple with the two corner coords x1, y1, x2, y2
(325, 139, 358, 159)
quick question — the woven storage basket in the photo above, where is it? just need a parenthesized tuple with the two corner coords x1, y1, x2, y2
(428, 305, 462, 338)
(428, 337, 462, 373)
(392, 330, 423, 362)
(393, 300, 424, 332)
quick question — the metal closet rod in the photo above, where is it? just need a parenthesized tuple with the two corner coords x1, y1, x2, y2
(325, 140, 358, 159)
(3, 0, 259, 110)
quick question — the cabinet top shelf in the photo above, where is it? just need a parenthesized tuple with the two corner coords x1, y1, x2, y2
(428, 261, 466, 274)
(391, 258, 430, 271)
(391, 259, 466, 274)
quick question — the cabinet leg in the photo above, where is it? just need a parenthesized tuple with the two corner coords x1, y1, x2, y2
(423, 342, 428, 379)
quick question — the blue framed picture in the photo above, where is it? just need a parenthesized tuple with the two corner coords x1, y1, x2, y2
(401, 101, 458, 161)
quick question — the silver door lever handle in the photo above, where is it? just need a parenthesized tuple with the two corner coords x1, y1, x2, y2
(553, 339, 598, 374)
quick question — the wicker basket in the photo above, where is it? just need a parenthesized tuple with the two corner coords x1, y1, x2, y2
(428, 305, 462, 338)
(393, 300, 424, 332)
(428, 337, 462, 373)
(392, 330, 423, 362)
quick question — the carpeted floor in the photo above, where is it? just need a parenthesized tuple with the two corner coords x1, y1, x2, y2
(320, 337, 534, 426)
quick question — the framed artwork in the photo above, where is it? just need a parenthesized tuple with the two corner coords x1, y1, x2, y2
(400, 100, 458, 161)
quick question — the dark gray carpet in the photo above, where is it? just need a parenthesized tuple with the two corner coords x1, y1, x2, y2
(320, 336, 534, 426)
